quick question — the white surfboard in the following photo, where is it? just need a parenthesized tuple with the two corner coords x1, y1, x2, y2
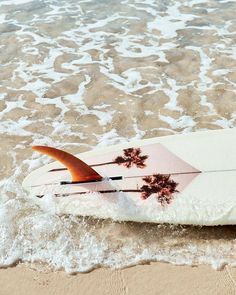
(23, 128, 236, 225)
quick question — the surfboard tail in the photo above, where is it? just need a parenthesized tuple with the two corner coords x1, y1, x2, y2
(32, 146, 103, 182)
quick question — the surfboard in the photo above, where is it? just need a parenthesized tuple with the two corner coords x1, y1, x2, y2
(23, 128, 236, 225)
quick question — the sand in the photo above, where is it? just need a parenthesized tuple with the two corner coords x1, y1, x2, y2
(1, 263, 236, 295)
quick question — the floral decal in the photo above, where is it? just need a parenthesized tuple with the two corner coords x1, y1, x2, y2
(114, 148, 148, 168)
(140, 174, 179, 205)
(91, 147, 148, 169)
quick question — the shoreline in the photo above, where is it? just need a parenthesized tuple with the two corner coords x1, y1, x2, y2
(1, 262, 236, 295)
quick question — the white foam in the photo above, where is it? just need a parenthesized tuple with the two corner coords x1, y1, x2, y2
(212, 69, 231, 76)
(163, 78, 183, 112)
(147, 2, 197, 39)
(159, 114, 196, 132)
(1, 191, 236, 273)
(100, 67, 150, 96)
(0, 0, 33, 5)
(0, 117, 32, 136)
(0, 14, 6, 24)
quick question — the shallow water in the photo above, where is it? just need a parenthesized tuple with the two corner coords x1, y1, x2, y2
(0, 0, 236, 272)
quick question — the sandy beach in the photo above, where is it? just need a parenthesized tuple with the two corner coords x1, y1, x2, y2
(1, 263, 236, 295)
(1, 0, 236, 293)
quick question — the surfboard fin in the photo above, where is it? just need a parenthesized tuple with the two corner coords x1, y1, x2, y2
(32, 146, 103, 182)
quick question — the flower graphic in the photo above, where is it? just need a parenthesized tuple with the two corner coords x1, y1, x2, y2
(92, 148, 148, 169)
(140, 174, 179, 205)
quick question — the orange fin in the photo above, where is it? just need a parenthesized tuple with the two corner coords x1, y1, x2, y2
(32, 146, 102, 182)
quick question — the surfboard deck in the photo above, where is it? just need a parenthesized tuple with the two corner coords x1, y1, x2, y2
(23, 128, 236, 225)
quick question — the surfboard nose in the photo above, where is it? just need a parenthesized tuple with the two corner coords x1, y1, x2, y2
(32, 146, 103, 182)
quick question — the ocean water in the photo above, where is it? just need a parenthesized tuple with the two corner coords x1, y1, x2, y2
(0, 0, 236, 273)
